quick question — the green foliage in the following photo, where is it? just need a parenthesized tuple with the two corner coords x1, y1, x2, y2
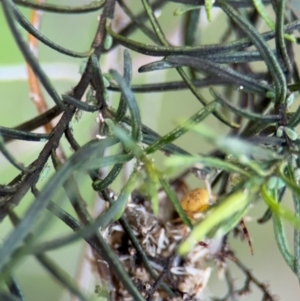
(1, 0, 300, 300)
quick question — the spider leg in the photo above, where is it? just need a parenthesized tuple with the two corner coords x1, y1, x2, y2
(240, 219, 254, 255)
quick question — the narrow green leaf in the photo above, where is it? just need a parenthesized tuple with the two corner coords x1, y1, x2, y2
(5, 274, 25, 301)
(275, 0, 293, 74)
(204, 0, 214, 21)
(2, 0, 66, 109)
(292, 193, 300, 281)
(109, 124, 162, 214)
(145, 101, 216, 154)
(62, 94, 100, 112)
(165, 55, 273, 96)
(12, 0, 105, 14)
(106, 18, 300, 57)
(279, 168, 300, 197)
(109, 124, 144, 159)
(0, 292, 25, 301)
(188, 124, 281, 161)
(0, 137, 118, 272)
(261, 185, 300, 230)
(252, 0, 296, 42)
(116, 49, 132, 122)
(0, 126, 50, 142)
(110, 169, 140, 222)
(79, 153, 133, 171)
(90, 54, 106, 107)
(160, 177, 193, 229)
(165, 155, 251, 177)
(8, 210, 89, 301)
(0, 136, 32, 172)
(36, 255, 89, 301)
(45, 195, 145, 301)
(211, 88, 280, 122)
(92, 164, 123, 191)
(272, 213, 296, 273)
(10, 1, 94, 57)
(138, 51, 269, 68)
(174, 5, 201, 16)
(109, 70, 142, 141)
(220, 0, 286, 103)
(139, 60, 175, 73)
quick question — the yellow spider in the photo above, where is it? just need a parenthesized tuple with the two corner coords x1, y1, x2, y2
(181, 188, 253, 255)
(181, 188, 213, 219)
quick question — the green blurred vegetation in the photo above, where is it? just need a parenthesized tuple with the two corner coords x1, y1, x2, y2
(1, 1, 300, 300)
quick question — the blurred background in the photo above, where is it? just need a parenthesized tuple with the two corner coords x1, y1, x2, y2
(1, 0, 300, 300)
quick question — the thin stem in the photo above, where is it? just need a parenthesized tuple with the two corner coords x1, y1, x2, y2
(275, 0, 293, 75)
(2, 0, 66, 109)
(11, 2, 94, 57)
(10, 0, 105, 13)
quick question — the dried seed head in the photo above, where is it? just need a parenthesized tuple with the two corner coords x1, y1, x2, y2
(103, 193, 212, 300)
